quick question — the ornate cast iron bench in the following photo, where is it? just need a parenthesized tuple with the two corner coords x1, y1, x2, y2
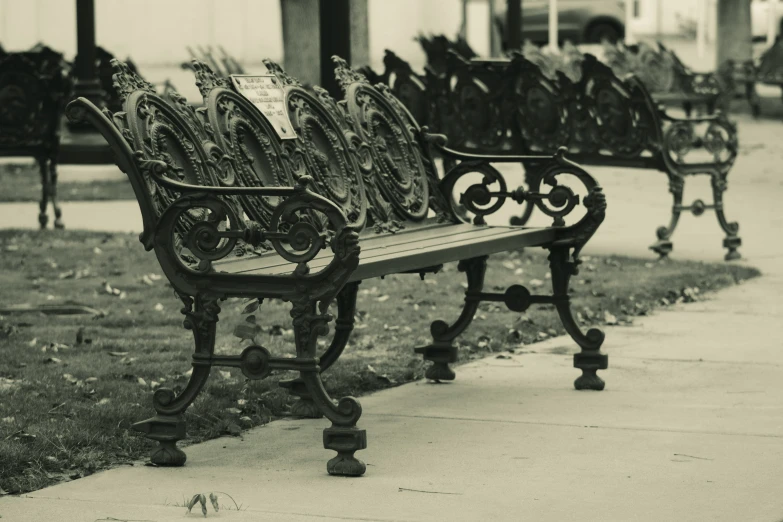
(66, 54, 607, 477)
(365, 47, 741, 261)
(0, 44, 71, 228)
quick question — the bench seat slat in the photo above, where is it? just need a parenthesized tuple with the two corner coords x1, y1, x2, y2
(215, 222, 554, 282)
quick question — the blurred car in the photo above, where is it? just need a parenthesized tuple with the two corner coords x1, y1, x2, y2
(751, 0, 783, 40)
(494, 0, 626, 47)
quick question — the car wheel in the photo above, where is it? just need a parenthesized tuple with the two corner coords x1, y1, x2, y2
(586, 22, 622, 44)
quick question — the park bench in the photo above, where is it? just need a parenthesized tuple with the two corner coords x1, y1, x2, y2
(66, 53, 608, 476)
(0, 44, 71, 229)
(365, 46, 742, 261)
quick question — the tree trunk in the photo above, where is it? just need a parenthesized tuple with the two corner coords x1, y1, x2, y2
(716, 0, 752, 66)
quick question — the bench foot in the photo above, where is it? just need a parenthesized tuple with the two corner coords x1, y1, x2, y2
(649, 238, 672, 259)
(415, 343, 458, 382)
(151, 440, 188, 467)
(324, 426, 367, 476)
(424, 361, 456, 382)
(132, 413, 188, 467)
(574, 369, 605, 391)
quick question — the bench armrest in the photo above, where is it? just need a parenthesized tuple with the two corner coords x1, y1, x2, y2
(438, 146, 605, 259)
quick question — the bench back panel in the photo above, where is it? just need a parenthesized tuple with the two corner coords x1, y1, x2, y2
(335, 58, 431, 224)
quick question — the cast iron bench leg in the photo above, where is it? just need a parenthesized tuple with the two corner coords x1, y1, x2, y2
(281, 282, 361, 418)
(746, 81, 761, 118)
(415, 256, 488, 381)
(131, 294, 220, 466)
(711, 172, 742, 261)
(650, 172, 684, 259)
(290, 296, 366, 476)
(37, 156, 50, 229)
(548, 247, 608, 390)
(50, 156, 64, 229)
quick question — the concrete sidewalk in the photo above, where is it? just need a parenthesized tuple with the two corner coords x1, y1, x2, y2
(0, 276, 781, 522)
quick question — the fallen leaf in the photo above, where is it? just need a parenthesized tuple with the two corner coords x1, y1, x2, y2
(604, 311, 618, 325)
(108, 351, 128, 357)
(153, 303, 164, 312)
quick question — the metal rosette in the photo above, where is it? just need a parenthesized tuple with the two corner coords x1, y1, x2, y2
(204, 86, 296, 228)
(344, 83, 429, 222)
(284, 86, 368, 232)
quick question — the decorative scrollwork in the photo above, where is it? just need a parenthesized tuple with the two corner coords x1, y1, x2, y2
(111, 59, 156, 104)
(155, 193, 246, 273)
(440, 148, 583, 227)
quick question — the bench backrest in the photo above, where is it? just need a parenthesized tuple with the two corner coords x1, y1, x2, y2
(68, 52, 458, 265)
(0, 45, 70, 156)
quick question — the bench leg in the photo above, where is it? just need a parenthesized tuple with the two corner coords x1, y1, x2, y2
(650, 173, 684, 258)
(37, 157, 50, 229)
(280, 282, 360, 418)
(291, 297, 366, 476)
(711, 173, 741, 261)
(131, 294, 220, 466)
(415, 256, 487, 381)
(683, 101, 693, 118)
(49, 158, 64, 229)
(549, 248, 608, 390)
(746, 81, 760, 118)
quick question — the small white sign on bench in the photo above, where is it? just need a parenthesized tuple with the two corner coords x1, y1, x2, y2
(230, 74, 297, 140)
